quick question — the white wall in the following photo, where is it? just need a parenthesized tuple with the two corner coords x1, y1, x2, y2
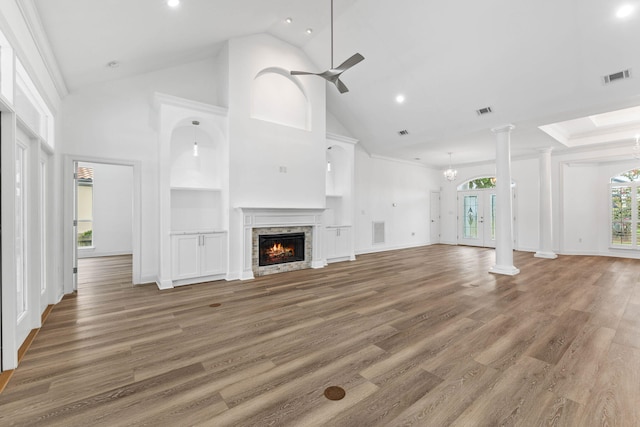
(438, 157, 540, 251)
(556, 146, 640, 258)
(354, 147, 438, 254)
(61, 58, 218, 282)
(77, 162, 133, 258)
(225, 34, 327, 277)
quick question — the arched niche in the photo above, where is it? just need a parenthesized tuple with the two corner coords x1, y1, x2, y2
(169, 118, 221, 189)
(251, 67, 310, 130)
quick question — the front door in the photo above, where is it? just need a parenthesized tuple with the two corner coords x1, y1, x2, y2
(458, 190, 496, 248)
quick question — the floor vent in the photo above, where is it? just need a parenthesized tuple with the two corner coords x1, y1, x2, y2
(603, 69, 631, 84)
(373, 221, 385, 244)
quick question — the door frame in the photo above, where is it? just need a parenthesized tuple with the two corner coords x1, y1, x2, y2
(457, 186, 517, 248)
(64, 155, 142, 294)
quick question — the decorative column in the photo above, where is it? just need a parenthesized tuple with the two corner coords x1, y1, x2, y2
(535, 148, 557, 259)
(489, 124, 520, 276)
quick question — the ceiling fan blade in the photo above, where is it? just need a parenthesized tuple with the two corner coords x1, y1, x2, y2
(291, 70, 318, 76)
(334, 53, 364, 72)
(335, 79, 349, 94)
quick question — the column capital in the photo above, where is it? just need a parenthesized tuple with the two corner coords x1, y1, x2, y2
(491, 124, 515, 134)
(538, 147, 554, 154)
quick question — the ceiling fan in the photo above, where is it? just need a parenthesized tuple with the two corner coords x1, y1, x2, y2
(290, 0, 364, 94)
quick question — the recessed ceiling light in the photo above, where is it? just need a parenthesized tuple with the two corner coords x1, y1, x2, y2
(396, 94, 405, 104)
(107, 60, 120, 68)
(616, 4, 634, 18)
(306, 28, 313, 34)
(285, 17, 293, 24)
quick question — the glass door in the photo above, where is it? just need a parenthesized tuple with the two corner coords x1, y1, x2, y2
(458, 190, 496, 248)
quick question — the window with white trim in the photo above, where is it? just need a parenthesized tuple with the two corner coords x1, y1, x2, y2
(610, 169, 640, 247)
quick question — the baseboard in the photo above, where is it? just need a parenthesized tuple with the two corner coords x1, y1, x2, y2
(0, 370, 14, 394)
(78, 250, 133, 259)
(2, 304, 54, 394)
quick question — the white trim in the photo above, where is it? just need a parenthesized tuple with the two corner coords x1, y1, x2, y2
(326, 132, 359, 145)
(152, 92, 228, 117)
(64, 155, 142, 295)
(15, 0, 69, 98)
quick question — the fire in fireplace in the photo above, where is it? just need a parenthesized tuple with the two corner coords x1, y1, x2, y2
(259, 232, 305, 266)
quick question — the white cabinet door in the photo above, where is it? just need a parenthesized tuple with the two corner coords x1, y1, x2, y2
(326, 227, 352, 260)
(334, 227, 351, 257)
(326, 228, 338, 259)
(171, 234, 200, 280)
(201, 233, 226, 276)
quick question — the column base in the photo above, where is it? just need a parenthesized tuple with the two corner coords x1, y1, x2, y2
(534, 251, 557, 259)
(489, 265, 520, 276)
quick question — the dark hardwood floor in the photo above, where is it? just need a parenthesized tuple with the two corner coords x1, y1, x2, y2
(1, 245, 639, 426)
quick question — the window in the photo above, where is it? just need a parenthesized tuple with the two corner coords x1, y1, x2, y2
(77, 167, 94, 248)
(610, 169, 640, 247)
(458, 177, 496, 190)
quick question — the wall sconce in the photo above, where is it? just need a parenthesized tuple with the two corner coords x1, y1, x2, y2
(192, 120, 199, 157)
(327, 161, 332, 172)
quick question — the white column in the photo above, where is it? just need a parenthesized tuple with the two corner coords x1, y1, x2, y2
(535, 148, 557, 259)
(489, 124, 520, 276)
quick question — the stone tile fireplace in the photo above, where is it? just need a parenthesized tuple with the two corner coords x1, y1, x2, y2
(239, 208, 325, 279)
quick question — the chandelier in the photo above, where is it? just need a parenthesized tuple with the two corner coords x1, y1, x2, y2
(443, 152, 457, 181)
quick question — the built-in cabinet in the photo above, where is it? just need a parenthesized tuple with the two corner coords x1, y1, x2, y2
(155, 93, 230, 288)
(171, 232, 227, 281)
(325, 225, 352, 260)
(325, 133, 358, 263)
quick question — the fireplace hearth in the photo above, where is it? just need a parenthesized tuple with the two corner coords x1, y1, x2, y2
(259, 232, 305, 266)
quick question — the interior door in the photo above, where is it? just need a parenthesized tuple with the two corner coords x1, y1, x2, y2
(15, 141, 30, 347)
(430, 191, 440, 243)
(72, 161, 78, 291)
(458, 190, 496, 248)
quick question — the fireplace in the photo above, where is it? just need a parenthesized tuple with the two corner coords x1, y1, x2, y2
(259, 232, 305, 266)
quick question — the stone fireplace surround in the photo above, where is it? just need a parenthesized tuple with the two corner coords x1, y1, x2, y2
(239, 207, 325, 280)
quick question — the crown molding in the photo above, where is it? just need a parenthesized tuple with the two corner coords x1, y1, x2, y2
(16, 0, 69, 99)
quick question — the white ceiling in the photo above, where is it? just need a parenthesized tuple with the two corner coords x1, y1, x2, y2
(31, 0, 640, 168)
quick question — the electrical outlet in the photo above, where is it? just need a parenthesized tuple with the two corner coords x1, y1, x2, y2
(279, 166, 287, 173)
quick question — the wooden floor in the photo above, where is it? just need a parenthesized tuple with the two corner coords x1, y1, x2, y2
(1, 245, 639, 426)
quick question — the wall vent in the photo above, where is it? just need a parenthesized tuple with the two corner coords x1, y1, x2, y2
(476, 106, 493, 115)
(372, 221, 385, 244)
(398, 129, 409, 136)
(603, 69, 631, 84)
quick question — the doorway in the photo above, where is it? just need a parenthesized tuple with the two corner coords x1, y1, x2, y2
(66, 157, 141, 293)
(458, 190, 496, 248)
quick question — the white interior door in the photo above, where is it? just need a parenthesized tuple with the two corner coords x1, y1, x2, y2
(15, 141, 30, 346)
(458, 190, 496, 248)
(430, 191, 440, 243)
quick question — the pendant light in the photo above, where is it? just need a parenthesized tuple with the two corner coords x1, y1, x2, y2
(444, 152, 457, 181)
(192, 120, 199, 157)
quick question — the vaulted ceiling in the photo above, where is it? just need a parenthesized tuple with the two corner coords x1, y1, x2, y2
(30, 0, 640, 167)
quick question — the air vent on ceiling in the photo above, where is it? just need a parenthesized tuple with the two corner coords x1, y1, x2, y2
(398, 129, 409, 136)
(603, 69, 631, 84)
(476, 106, 493, 116)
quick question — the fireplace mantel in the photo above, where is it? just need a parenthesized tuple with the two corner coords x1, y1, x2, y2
(238, 207, 326, 280)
